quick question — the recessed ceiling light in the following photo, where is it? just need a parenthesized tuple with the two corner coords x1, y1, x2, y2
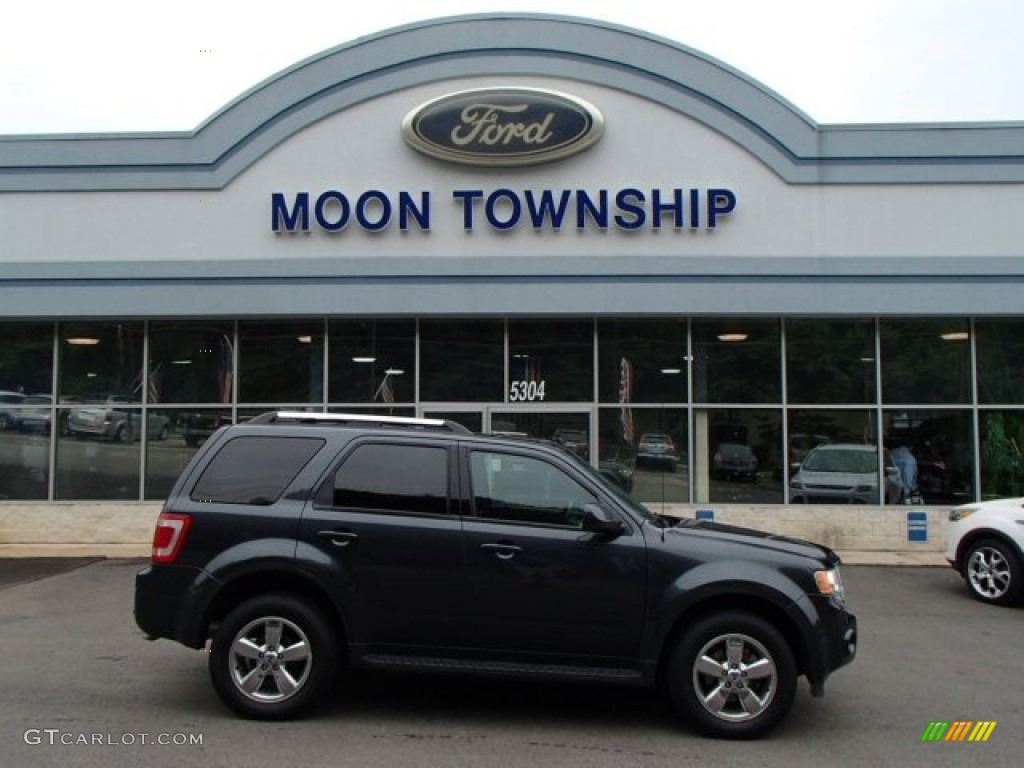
(717, 333, 749, 342)
(66, 337, 100, 345)
(940, 332, 969, 341)
(352, 356, 376, 363)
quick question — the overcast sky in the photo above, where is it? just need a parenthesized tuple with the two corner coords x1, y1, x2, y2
(2, 0, 1022, 135)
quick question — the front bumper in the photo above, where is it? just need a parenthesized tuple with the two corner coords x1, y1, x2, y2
(800, 594, 858, 696)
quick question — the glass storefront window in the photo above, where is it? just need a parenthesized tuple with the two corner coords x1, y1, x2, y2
(880, 319, 971, 404)
(0, 322, 54, 403)
(56, 407, 140, 499)
(148, 321, 235, 404)
(976, 319, 1024, 404)
(787, 409, 879, 503)
(0, 430, 49, 500)
(421, 410, 483, 433)
(692, 320, 780, 403)
(695, 408, 783, 504)
(598, 320, 687, 404)
(420, 320, 504, 402)
(328, 320, 415, 404)
(489, 411, 590, 457)
(144, 407, 229, 499)
(3, 313, 1021, 505)
(786, 319, 876, 404)
(883, 409, 974, 504)
(59, 322, 144, 404)
(598, 407, 687, 504)
(508, 320, 593, 403)
(238, 321, 324, 404)
(980, 411, 1024, 499)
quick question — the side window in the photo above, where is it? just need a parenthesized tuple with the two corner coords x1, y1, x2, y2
(470, 451, 596, 527)
(319, 443, 449, 516)
(191, 436, 325, 504)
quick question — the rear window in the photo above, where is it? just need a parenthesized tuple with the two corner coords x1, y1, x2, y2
(191, 436, 325, 504)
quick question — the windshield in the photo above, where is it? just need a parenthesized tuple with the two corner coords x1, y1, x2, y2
(804, 447, 877, 474)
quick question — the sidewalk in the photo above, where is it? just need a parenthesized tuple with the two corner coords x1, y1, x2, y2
(0, 543, 949, 566)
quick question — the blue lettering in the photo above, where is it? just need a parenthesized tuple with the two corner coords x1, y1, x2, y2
(271, 192, 310, 232)
(355, 190, 392, 231)
(524, 189, 572, 230)
(614, 188, 646, 230)
(576, 189, 609, 229)
(707, 188, 736, 228)
(314, 190, 351, 232)
(398, 191, 430, 231)
(452, 189, 483, 230)
(485, 189, 521, 230)
(651, 189, 685, 229)
(689, 189, 700, 229)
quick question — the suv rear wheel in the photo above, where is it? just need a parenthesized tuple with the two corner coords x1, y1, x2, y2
(668, 612, 797, 739)
(209, 594, 338, 719)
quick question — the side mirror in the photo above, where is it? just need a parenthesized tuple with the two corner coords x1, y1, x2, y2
(581, 503, 625, 539)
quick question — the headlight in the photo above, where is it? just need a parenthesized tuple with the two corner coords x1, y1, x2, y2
(814, 568, 846, 606)
(949, 507, 977, 522)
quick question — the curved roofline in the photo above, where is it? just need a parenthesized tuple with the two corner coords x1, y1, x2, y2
(2, 13, 1024, 191)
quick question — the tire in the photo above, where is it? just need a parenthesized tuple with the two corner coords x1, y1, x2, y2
(209, 594, 338, 720)
(964, 539, 1023, 607)
(667, 612, 797, 739)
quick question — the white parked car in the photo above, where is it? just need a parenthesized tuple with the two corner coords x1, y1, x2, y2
(945, 497, 1024, 606)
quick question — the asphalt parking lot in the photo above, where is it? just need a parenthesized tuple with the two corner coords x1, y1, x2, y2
(0, 558, 1021, 768)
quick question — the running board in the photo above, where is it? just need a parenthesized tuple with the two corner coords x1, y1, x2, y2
(360, 654, 644, 684)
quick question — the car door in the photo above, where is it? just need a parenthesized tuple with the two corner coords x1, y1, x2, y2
(298, 438, 469, 650)
(460, 444, 646, 660)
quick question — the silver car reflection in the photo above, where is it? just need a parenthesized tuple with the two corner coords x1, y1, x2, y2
(790, 443, 903, 504)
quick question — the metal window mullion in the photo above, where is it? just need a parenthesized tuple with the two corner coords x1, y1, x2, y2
(874, 318, 885, 507)
(139, 321, 148, 500)
(321, 318, 329, 412)
(47, 321, 59, 501)
(414, 318, 421, 416)
(230, 321, 239, 422)
(686, 318, 694, 504)
(781, 318, 790, 503)
(969, 316, 981, 501)
(503, 317, 510, 405)
(590, 317, 598, 467)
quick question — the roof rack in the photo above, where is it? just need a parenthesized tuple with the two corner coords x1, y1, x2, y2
(248, 411, 473, 434)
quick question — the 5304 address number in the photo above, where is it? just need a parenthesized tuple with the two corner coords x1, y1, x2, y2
(509, 380, 546, 402)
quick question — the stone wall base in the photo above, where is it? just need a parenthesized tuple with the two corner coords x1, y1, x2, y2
(0, 502, 948, 558)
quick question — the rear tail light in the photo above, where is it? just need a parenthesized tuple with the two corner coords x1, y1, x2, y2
(152, 512, 192, 564)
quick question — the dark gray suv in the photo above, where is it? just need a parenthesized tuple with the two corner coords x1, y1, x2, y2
(134, 412, 857, 739)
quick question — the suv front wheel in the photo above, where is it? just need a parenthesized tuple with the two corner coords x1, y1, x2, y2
(668, 612, 797, 739)
(209, 594, 338, 719)
(964, 538, 1022, 606)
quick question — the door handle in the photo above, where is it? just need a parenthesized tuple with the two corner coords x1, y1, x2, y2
(317, 530, 359, 547)
(480, 542, 523, 560)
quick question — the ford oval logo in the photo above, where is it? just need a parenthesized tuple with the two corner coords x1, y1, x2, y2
(402, 87, 604, 167)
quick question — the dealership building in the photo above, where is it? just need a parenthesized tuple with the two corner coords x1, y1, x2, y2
(1, 14, 1023, 554)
